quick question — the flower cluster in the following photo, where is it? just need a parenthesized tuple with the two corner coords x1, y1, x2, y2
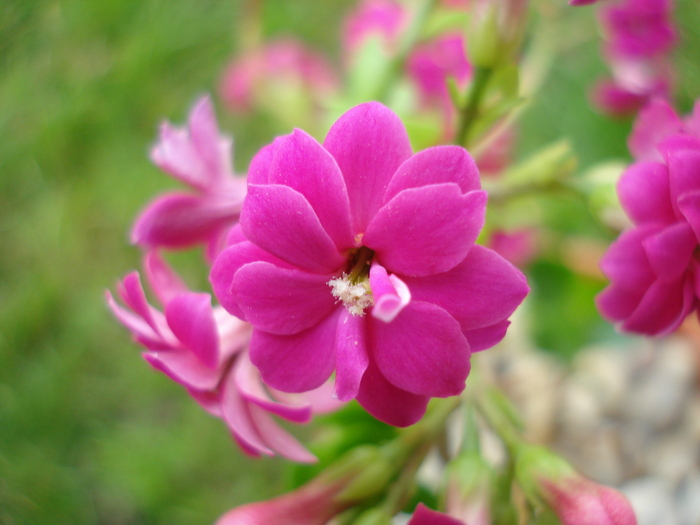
(597, 98, 700, 335)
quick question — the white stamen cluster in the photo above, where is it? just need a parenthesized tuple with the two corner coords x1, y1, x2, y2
(328, 274, 374, 316)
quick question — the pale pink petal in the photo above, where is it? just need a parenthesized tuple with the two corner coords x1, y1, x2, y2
(364, 184, 486, 277)
(249, 309, 341, 393)
(257, 130, 355, 251)
(143, 348, 221, 391)
(105, 290, 161, 343)
(355, 360, 430, 427)
(150, 123, 210, 190)
(408, 503, 465, 525)
(274, 380, 345, 414)
(234, 355, 312, 423)
(119, 273, 164, 337)
(165, 293, 219, 369)
(629, 98, 683, 161)
(188, 387, 224, 417)
(188, 96, 233, 185)
(247, 405, 317, 463)
(241, 184, 345, 274)
(210, 241, 292, 319)
(384, 146, 480, 203)
(677, 190, 700, 243)
(621, 275, 694, 335)
(642, 222, 696, 280)
(369, 261, 411, 323)
(334, 309, 369, 401)
(323, 102, 413, 232)
(131, 193, 240, 249)
(617, 161, 675, 225)
(404, 245, 528, 333)
(370, 301, 470, 397)
(464, 320, 511, 352)
(143, 251, 188, 305)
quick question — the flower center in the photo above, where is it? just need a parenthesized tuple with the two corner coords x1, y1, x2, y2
(328, 246, 375, 316)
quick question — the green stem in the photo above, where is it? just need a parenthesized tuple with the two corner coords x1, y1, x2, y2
(455, 66, 493, 148)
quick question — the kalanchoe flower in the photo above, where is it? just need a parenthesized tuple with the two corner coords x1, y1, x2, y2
(407, 503, 466, 525)
(107, 251, 338, 462)
(211, 102, 529, 426)
(488, 229, 537, 268)
(131, 96, 247, 260)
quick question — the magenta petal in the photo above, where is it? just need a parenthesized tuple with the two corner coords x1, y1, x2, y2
(247, 405, 317, 463)
(597, 281, 646, 322)
(241, 184, 345, 274)
(628, 98, 683, 161)
(249, 309, 340, 393)
(144, 251, 188, 305)
(261, 130, 355, 251)
(106, 290, 160, 342)
(370, 301, 470, 397)
(334, 310, 369, 402)
(404, 245, 528, 334)
(464, 319, 511, 352)
(165, 293, 219, 369)
(355, 360, 429, 427)
(364, 184, 486, 277)
(119, 273, 163, 337)
(210, 241, 292, 319)
(664, 139, 700, 211)
(678, 190, 700, 243)
(188, 96, 233, 185)
(323, 102, 413, 232)
(384, 146, 480, 203)
(234, 356, 312, 423)
(233, 261, 337, 335)
(599, 225, 659, 284)
(143, 348, 221, 391)
(617, 161, 675, 225)
(369, 262, 411, 323)
(642, 222, 696, 280)
(622, 275, 694, 335)
(408, 503, 465, 525)
(131, 193, 240, 249)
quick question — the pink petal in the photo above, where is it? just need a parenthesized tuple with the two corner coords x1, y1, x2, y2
(621, 274, 694, 335)
(247, 405, 317, 463)
(617, 161, 675, 225)
(334, 309, 369, 402)
(629, 98, 683, 161)
(119, 273, 164, 337)
(248, 309, 340, 393)
(274, 380, 346, 414)
(233, 261, 337, 335)
(234, 355, 312, 423)
(404, 245, 529, 334)
(165, 293, 219, 369)
(241, 184, 345, 274)
(369, 261, 411, 323)
(370, 301, 470, 397)
(599, 226, 659, 285)
(384, 146, 480, 203)
(364, 184, 487, 277)
(355, 360, 430, 427)
(323, 102, 413, 232)
(210, 241, 292, 319)
(597, 281, 647, 322)
(131, 193, 240, 249)
(105, 290, 162, 343)
(664, 139, 700, 214)
(678, 190, 700, 243)
(252, 130, 355, 251)
(143, 348, 221, 391)
(642, 222, 696, 280)
(464, 320, 511, 352)
(143, 251, 188, 305)
(408, 503, 465, 525)
(188, 96, 234, 186)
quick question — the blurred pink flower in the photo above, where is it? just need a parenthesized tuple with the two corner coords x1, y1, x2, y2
(211, 102, 528, 426)
(131, 97, 247, 260)
(107, 252, 339, 462)
(342, 0, 407, 58)
(407, 503, 466, 525)
(597, 133, 700, 335)
(220, 38, 338, 114)
(488, 229, 537, 268)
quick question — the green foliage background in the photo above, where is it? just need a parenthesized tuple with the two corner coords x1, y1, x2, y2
(0, 0, 697, 523)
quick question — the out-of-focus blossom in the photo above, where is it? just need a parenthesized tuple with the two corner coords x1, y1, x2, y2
(597, 132, 700, 335)
(107, 251, 338, 462)
(407, 33, 472, 132)
(220, 38, 338, 116)
(488, 229, 537, 268)
(570, 0, 605, 5)
(516, 445, 637, 525)
(407, 503, 466, 525)
(211, 102, 529, 427)
(628, 98, 700, 161)
(342, 0, 408, 58)
(474, 125, 516, 176)
(592, 0, 677, 116)
(132, 97, 247, 260)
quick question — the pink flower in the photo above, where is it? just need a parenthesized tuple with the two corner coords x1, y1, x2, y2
(342, 0, 408, 58)
(107, 252, 334, 462)
(597, 133, 700, 335)
(131, 97, 247, 260)
(541, 478, 637, 525)
(488, 229, 537, 268)
(211, 102, 529, 426)
(407, 503, 466, 525)
(220, 39, 338, 115)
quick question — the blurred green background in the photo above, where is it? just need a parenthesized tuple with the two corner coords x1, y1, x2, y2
(0, 0, 698, 523)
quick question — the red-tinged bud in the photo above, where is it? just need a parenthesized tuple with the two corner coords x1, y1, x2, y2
(407, 503, 466, 525)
